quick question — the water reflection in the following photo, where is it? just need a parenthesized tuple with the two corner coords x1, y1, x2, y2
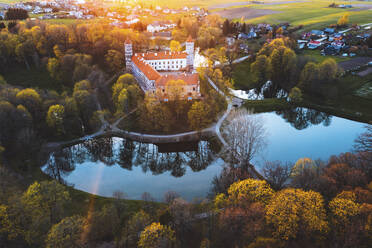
(44, 138, 218, 183)
(42, 110, 365, 201)
(276, 107, 332, 130)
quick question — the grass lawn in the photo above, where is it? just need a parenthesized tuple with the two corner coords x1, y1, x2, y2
(2, 66, 62, 92)
(232, 60, 256, 90)
(244, 98, 292, 113)
(300, 50, 351, 63)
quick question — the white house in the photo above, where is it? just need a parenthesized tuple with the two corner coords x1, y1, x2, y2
(147, 21, 176, 33)
(125, 37, 200, 100)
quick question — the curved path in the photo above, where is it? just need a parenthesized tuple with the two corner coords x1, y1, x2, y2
(43, 73, 235, 152)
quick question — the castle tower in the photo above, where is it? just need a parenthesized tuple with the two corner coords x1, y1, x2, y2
(124, 39, 133, 70)
(185, 36, 194, 69)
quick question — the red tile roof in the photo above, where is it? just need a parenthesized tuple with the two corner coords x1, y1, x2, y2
(132, 55, 161, 81)
(155, 73, 199, 87)
(186, 35, 194, 42)
(131, 51, 198, 89)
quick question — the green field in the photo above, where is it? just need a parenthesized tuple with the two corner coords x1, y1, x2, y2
(209, 0, 372, 29)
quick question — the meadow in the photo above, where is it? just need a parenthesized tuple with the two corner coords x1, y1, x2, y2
(209, 0, 372, 29)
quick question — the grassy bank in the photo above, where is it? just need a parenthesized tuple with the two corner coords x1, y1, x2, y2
(2, 66, 62, 92)
(5, 157, 161, 217)
(244, 98, 292, 113)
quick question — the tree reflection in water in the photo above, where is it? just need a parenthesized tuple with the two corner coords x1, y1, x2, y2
(43, 137, 217, 182)
(276, 107, 332, 130)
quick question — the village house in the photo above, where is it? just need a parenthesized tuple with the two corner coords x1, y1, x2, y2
(147, 21, 176, 33)
(124, 37, 200, 101)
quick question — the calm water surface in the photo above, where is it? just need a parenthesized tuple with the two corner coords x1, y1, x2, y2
(43, 110, 368, 201)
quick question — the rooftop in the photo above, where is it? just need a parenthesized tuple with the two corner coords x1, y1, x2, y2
(155, 73, 199, 87)
(137, 51, 187, 61)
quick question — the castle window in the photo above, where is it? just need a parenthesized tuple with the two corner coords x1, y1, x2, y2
(193, 87, 195, 91)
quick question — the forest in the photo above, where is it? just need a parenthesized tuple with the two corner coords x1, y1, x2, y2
(0, 12, 371, 248)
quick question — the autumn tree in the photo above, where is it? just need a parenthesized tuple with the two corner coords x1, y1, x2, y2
(187, 101, 211, 130)
(250, 55, 271, 89)
(337, 14, 349, 27)
(45, 215, 86, 248)
(227, 179, 274, 206)
(73, 88, 97, 128)
(290, 158, 324, 191)
(170, 40, 182, 52)
(16, 88, 42, 119)
(319, 58, 338, 83)
(0, 75, 7, 85)
(165, 79, 185, 100)
(83, 204, 120, 244)
(46, 104, 65, 135)
(0, 100, 33, 150)
(299, 62, 320, 91)
(120, 210, 151, 247)
(266, 188, 328, 241)
(105, 49, 124, 73)
(112, 74, 141, 113)
(269, 45, 297, 90)
(218, 202, 266, 247)
(215, 179, 272, 246)
(320, 163, 367, 199)
(288, 87, 303, 102)
(74, 79, 92, 92)
(47, 58, 60, 81)
(20, 181, 70, 245)
(138, 222, 176, 248)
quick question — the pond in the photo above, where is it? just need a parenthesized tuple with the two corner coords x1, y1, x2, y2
(42, 109, 368, 201)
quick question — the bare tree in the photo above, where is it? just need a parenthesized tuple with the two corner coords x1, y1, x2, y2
(221, 108, 267, 179)
(354, 125, 372, 162)
(113, 190, 127, 200)
(164, 191, 180, 204)
(141, 192, 155, 202)
(262, 161, 291, 190)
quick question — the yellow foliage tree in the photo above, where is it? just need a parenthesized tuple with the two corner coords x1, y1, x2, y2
(46, 104, 65, 135)
(138, 222, 175, 248)
(266, 188, 328, 240)
(329, 191, 360, 225)
(337, 14, 349, 27)
(227, 179, 274, 206)
(170, 40, 181, 52)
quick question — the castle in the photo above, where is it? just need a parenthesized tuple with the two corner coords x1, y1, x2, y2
(124, 37, 201, 101)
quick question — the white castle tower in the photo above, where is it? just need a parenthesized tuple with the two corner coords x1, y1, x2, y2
(124, 38, 133, 70)
(185, 36, 194, 69)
